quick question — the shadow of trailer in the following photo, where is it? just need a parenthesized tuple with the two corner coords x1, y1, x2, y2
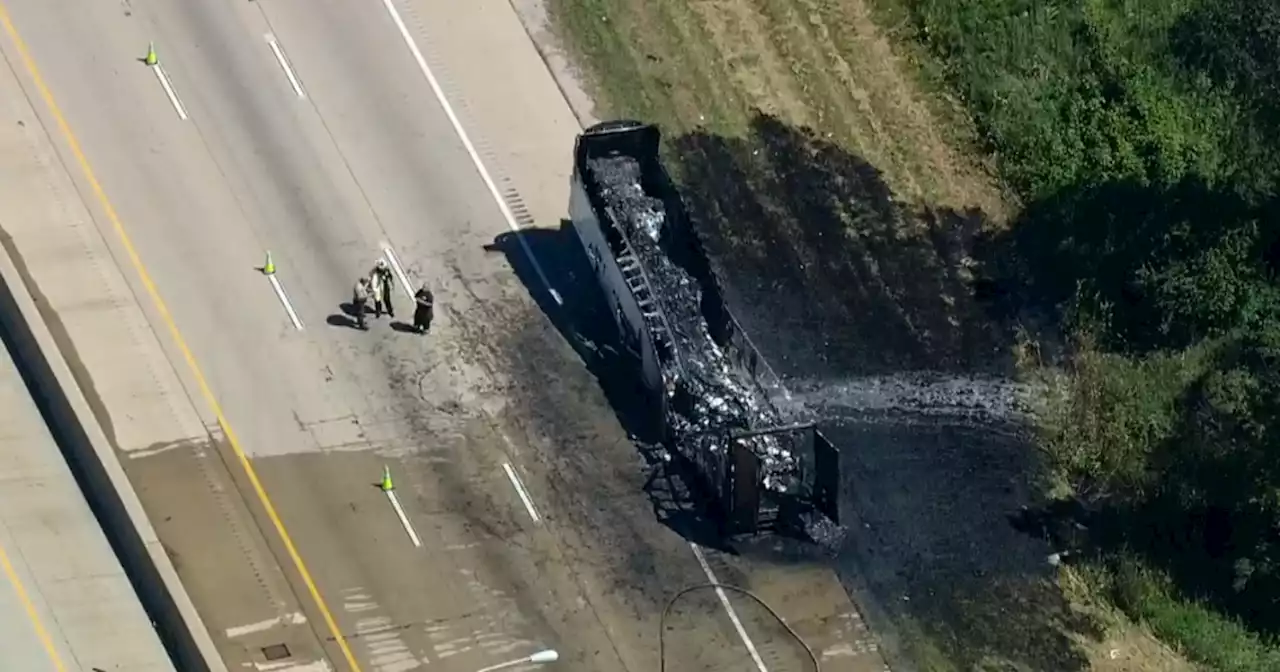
(567, 119, 842, 539)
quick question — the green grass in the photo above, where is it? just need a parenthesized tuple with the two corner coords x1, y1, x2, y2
(549, 0, 1009, 211)
(1034, 335, 1280, 670)
(864, 0, 1242, 199)
(1105, 557, 1280, 672)
(547, 0, 746, 134)
(1034, 336, 1210, 500)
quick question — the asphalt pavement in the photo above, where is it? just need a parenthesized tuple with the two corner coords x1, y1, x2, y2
(0, 0, 886, 670)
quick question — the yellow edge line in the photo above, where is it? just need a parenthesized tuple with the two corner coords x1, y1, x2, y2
(0, 7, 363, 672)
(0, 540, 69, 672)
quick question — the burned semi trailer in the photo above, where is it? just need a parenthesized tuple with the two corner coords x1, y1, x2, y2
(567, 120, 841, 537)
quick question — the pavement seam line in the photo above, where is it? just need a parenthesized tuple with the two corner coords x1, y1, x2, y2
(0, 535, 69, 672)
(0, 6, 363, 671)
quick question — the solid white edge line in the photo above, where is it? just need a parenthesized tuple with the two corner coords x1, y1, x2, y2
(385, 490, 422, 548)
(265, 33, 306, 99)
(152, 64, 187, 120)
(267, 274, 304, 330)
(690, 543, 769, 672)
(502, 462, 540, 523)
(381, 245, 414, 299)
(378, 0, 562, 307)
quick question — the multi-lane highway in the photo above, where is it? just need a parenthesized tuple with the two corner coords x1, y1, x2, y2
(0, 0, 886, 670)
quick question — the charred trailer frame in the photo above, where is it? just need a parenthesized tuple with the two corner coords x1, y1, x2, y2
(567, 120, 842, 538)
(676, 423, 843, 536)
(567, 121, 671, 440)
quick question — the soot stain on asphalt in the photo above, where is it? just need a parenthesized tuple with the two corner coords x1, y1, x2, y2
(430, 258, 690, 615)
(350, 327, 565, 637)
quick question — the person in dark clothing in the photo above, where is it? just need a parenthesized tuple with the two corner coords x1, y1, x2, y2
(351, 277, 371, 330)
(370, 259, 395, 318)
(413, 284, 434, 334)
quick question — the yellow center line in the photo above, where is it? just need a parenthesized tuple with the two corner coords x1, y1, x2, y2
(0, 539, 69, 672)
(0, 6, 363, 672)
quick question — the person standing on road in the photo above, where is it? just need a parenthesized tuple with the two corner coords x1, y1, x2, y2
(369, 270, 386, 319)
(370, 259, 395, 319)
(413, 283, 434, 334)
(351, 276, 372, 330)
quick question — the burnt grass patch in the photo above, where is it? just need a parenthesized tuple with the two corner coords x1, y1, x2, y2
(672, 112, 1011, 379)
(667, 112, 1101, 670)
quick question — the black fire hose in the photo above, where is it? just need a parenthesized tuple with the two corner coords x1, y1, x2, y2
(660, 582, 821, 671)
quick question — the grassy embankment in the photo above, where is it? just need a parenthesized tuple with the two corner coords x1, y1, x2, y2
(545, 0, 1280, 669)
(868, 0, 1280, 670)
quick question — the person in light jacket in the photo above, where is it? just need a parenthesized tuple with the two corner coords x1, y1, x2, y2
(369, 259, 395, 318)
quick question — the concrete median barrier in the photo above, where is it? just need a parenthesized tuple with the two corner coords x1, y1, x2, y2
(0, 233, 227, 672)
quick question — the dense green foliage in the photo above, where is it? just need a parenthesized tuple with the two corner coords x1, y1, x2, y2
(893, 0, 1280, 666)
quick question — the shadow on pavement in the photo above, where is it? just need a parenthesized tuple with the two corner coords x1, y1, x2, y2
(326, 314, 360, 329)
(485, 223, 657, 442)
